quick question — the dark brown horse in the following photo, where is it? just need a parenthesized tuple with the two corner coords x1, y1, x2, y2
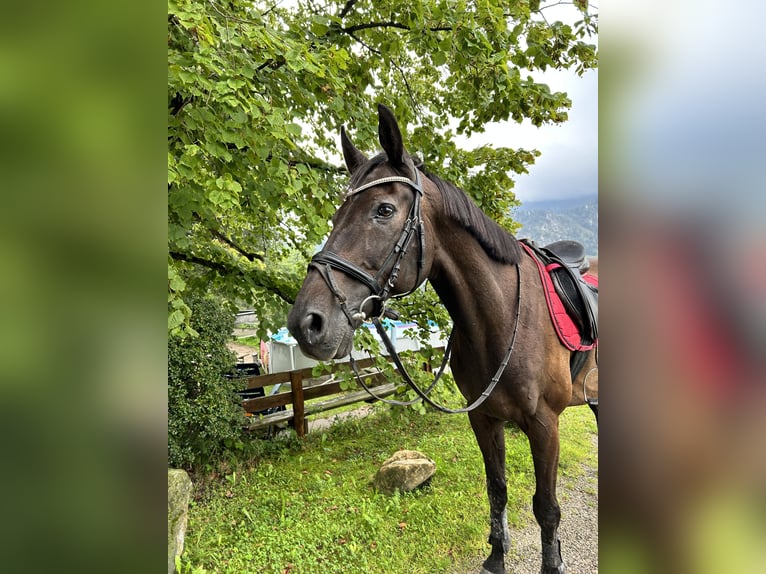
(287, 104, 598, 574)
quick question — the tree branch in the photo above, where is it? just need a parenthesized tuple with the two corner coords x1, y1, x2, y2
(342, 33, 421, 118)
(338, 0, 359, 18)
(342, 21, 452, 34)
(389, 58, 423, 119)
(289, 143, 347, 173)
(170, 250, 230, 275)
(208, 228, 265, 262)
(169, 93, 191, 116)
(342, 21, 410, 33)
(537, 1, 577, 12)
(257, 56, 287, 72)
(170, 250, 296, 304)
(288, 157, 346, 174)
(261, 0, 285, 17)
(346, 31, 381, 55)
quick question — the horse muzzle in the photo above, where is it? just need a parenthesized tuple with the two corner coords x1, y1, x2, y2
(287, 302, 354, 361)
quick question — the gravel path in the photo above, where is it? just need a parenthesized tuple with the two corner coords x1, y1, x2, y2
(452, 434, 598, 574)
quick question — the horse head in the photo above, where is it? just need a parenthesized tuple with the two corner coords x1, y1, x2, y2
(287, 105, 434, 360)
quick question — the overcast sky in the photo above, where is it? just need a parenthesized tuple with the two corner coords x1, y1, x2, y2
(612, 0, 763, 230)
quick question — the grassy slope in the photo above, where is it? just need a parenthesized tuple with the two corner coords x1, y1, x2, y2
(180, 404, 597, 574)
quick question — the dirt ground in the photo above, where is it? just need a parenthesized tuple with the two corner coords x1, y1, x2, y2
(228, 342, 260, 363)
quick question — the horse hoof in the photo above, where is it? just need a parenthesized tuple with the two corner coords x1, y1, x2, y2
(540, 564, 565, 574)
(480, 558, 505, 574)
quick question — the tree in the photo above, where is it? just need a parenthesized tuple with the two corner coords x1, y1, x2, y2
(168, 0, 597, 337)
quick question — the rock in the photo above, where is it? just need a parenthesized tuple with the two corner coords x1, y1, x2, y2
(374, 450, 436, 495)
(168, 469, 193, 574)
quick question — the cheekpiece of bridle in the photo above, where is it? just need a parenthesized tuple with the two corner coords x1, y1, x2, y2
(309, 169, 426, 325)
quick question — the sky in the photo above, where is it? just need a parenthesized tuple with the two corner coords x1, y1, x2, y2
(609, 0, 764, 230)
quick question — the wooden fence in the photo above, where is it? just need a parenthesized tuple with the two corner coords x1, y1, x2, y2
(241, 348, 444, 438)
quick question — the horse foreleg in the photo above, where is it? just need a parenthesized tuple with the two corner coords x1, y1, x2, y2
(527, 407, 566, 574)
(469, 412, 509, 574)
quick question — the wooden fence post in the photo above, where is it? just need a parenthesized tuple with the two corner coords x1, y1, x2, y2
(289, 370, 306, 438)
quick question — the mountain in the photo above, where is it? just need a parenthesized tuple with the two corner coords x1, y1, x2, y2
(512, 195, 598, 256)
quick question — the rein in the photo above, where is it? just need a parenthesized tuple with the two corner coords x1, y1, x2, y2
(354, 263, 521, 414)
(310, 169, 522, 413)
(348, 329, 456, 407)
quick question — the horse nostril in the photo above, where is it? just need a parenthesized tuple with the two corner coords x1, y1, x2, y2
(301, 312, 324, 344)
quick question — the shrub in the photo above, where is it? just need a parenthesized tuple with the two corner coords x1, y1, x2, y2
(168, 296, 245, 469)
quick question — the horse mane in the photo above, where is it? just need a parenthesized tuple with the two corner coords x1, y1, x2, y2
(349, 153, 521, 265)
(422, 168, 522, 265)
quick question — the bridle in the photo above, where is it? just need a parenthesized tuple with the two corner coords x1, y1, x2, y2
(307, 167, 522, 414)
(309, 169, 426, 324)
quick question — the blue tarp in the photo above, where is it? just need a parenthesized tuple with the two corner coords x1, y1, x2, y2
(270, 319, 424, 345)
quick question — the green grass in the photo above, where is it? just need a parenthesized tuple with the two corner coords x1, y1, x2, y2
(234, 335, 261, 347)
(180, 405, 597, 574)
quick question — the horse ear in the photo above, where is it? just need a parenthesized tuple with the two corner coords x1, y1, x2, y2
(377, 104, 405, 168)
(340, 126, 367, 174)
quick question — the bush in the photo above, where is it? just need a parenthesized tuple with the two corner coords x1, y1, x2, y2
(168, 296, 245, 469)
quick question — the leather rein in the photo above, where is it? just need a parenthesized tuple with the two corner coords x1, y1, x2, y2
(308, 169, 521, 413)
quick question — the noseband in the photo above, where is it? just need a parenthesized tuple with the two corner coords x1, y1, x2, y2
(309, 169, 426, 324)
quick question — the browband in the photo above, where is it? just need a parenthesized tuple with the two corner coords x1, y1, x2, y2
(346, 171, 422, 198)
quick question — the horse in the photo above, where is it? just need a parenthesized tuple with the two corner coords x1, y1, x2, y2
(287, 104, 598, 574)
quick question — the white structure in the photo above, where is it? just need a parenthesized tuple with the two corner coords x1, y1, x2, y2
(268, 320, 446, 373)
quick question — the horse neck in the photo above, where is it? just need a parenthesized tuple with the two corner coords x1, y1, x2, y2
(427, 225, 520, 343)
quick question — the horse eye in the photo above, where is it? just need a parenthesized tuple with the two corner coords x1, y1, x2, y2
(376, 204, 395, 218)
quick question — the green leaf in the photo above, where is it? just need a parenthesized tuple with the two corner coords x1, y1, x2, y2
(226, 78, 246, 90)
(432, 51, 447, 66)
(168, 308, 187, 331)
(285, 123, 302, 137)
(169, 273, 186, 293)
(310, 15, 330, 35)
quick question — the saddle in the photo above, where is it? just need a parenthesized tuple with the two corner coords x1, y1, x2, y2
(520, 239, 599, 381)
(545, 240, 590, 275)
(543, 240, 598, 346)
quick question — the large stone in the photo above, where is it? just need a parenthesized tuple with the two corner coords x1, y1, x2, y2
(374, 450, 436, 495)
(168, 469, 193, 574)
